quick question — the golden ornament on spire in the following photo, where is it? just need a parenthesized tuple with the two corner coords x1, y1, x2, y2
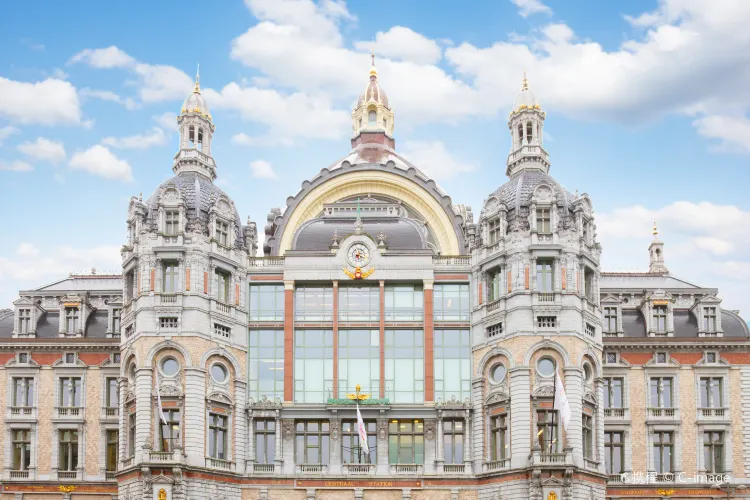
(522, 70, 529, 91)
(369, 50, 377, 77)
(653, 220, 659, 236)
(193, 63, 201, 94)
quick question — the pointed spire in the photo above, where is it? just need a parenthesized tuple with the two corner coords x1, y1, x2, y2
(193, 63, 201, 94)
(652, 220, 659, 237)
(369, 50, 377, 78)
(522, 69, 529, 91)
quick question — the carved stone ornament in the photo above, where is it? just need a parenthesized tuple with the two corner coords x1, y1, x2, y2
(282, 420, 295, 441)
(529, 469, 543, 500)
(330, 420, 341, 441)
(206, 391, 233, 406)
(378, 420, 388, 440)
(485, 391, 509, 406)
(435, 395, 471, 410)
(424, 421, 436, 441)
(534, 185, 553, 202)
(533, 384, 555, 397)
(158, 385, 182, 397)
(562, 469, 573, 499)
(248, 395, 282, 410)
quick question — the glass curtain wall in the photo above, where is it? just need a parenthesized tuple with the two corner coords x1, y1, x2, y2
(248, 329, 284, 400)
(434, 284, 470, 321)
(338, 329, 379, 396)
(294, 330, 334, 403)
(295, 287, 333, 321)
(339, 286, 379, 321)
(384, 285, 423, 321)
(384, 329, 424, 403)
(434, 329, 471, 402)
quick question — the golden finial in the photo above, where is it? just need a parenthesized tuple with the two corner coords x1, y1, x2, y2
(369, 50, 377, 77)
(193, 63, 201, 94)
(653, 220, 658, 236)
(522, 69, 529, 91)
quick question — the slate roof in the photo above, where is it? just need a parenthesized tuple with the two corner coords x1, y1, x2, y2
(293, 218, 427, 251)
(30, 275, 123, 292)
(615, 309, 748, 338)
(0, 310, 111, 339)
(484, 169, 575, 215)
(600, 272, 704, 290)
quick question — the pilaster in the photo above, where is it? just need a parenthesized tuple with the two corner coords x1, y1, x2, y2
(134, 367, 153, 465)
(509, 367, 531, 468)
(183, 367, 206, 467)
(564, 367, 584, 468)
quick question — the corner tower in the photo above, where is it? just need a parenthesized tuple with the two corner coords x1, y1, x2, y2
(175, 68, 217, 180)
(351, 54, 395, 149)
(507, 73, 550, 177)
(648, 222, 668, 274)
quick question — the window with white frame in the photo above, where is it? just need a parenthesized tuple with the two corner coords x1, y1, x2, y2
(536, 208, 551, 233)
(12, 429, 31, 471)
(699, 377, 723, 408)
(65, 307, 79, 334)
(295, 420, 330, 465)
(215, 220, 229, 247)
(13, 377, 34, 407)
(208, 413, 228, 460)
(18, 309, 31, 334)
(165, 211, 179, 235)
(703, 307, 717, 332)
(649, 377, 673, 408)
(653, 306, 667, 334)
(703, 431, 724, 473)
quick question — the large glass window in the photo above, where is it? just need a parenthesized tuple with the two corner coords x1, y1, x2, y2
(536, 260, 553, 292)
(208, 413, 228, 460)
(604, 378, 623, 408)
(59, 430, 79, 471)
(12, 377, 34, 407)
(339, 286, 379, 322)
(653, 432, 673, 474)
(12, 430, 31, 471)
(703, 432, 724, 473)
(338, 329, 379, 396)
(699, 377, 723, 408)
(605, 432, 623, 475)
(384, 329, 424, 403)
(159, 408, 181, 452)
(255, 420, 275, 464)
(489, 412, 508, 461)
(294, 330, 333, 403)
(248, 329, 284, 400)
(653, 305, 667, 333)
(248, 285, 284, 321)
(443, 420, 464, 465)
(106, 377, 119, 408)
(650, 377, 673, 408)
(295, 287, 333, 322)
(295, 421, 329, 465)
(106, 430, 118, 472)
(434, 329, 470, 402)
(434, 284, 470, 322)
(59, 377, 82, 407)
(388, 420, 424, 464)
(384, 285, 423, 321)
(536, 409, 559, 453)
(342, 420, 376, 464)
(216, 270, 230, 303)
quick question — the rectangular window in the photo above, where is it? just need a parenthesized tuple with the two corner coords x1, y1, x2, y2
(216, 270, 230, 303)
(388, 419, 424, 464)
(603, 378, 623, 409)
(443, 420, 464, 465)
(65, 307, 79, 333)
(12, 377, 34, 407)
(159, 408, 181, 452)
(294, 330, 333, 403)
(653, 305, 667, 333)
(384, 329, 424, 404)
(653, 432, 674, 474)
(215, 220, 229, 246)
(106, 378, 119, 408)
(536, 260, 554, 292)
(59, 377, 82, 407)
(163, 262, 179, 294)
(537, 316, 557, 328)
(434, 329, 471, 402)
(584, 268, 595, 301)
(106, 430, 118, 472)
(295, 287, 334, 322)
(384, 285, 423, 321)
(434, 284, 470, 322)
(19, 309, 31, 334)
(650, 377, 673, 408)
(208, 413, 228, 460)
(159, 317, 178, 329)
(488, 268, 502, 302)
(703, 307, 717, 332)
(582, 413, 593, 459)
(604, 307, 617, 333)
(338, 329, 379, 396)
(248, 329, 284, 400)
(489, 412, 509, 461)
(536, 410, 559, 453)
(248, 285, 285, 321)
(125, 270, 135, 302)
(214, 323, 231, 338)
(12, 430, 31, 470)
(255, 419, 276, 464)
(488, 218, 502, 245)
(536, 208, 551, 233)
(59, 430, 79, 471)
(128, 412, 136, 456)
(339, 286, 379, 322)
(604, 432, 623, 475)
(699, 377, 723, 408)
(295, 421, 330, 465)
(112, 308, 121, 333)
(342, 420, 376, 464)
(703, 432, 724, 473)
(165, 211, 179, 235)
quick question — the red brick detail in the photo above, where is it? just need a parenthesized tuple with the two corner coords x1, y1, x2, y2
(204, 272, 209, 294)
(350, 131, 395, 149)
(379, 281, 385, 399)
(78, 353, 110, 366)
(250, 275, 284, 281)
(478, 282, 483, 305)
(0, 353, 15, 365)
(424, 287, 434, 402)
(32, 352, 63, 365)
(283, 287, 294, 401)
(723, 352, 750, 364)
(670, 352, 703, 365)
(150, 268, 155, 291)
(185, 268, 191, 291)
(561, 267, 567, 290)
(524, 267, 529, 290)
(435, 274, 469, 281)
(619, 352, 654, 366)
(235, 283, 240, 306)
(507, 271, 512, 293)
(576, 271, 580, 292)
(332, 282, 339, 398)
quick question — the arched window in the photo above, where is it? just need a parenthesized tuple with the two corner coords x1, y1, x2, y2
(526, 121, 533, 144)
(188, 125, 195, 145)
(368, 110, 376, 125)
(197, 128, 204, 151)
(383, 118, 387, 129)
(517, 124, 524, 145)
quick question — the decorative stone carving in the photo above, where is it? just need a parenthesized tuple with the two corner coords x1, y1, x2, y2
(282, 420, 295, 441)
(529, 469, 543, 500)
(248, 395, 282, 410)
(378, 420, 388, 440)
(424, 421, 436, 441)
(435, 395, 471, 410)
(533, 384, 554, 397)
(330, 420, 341, 441)
(562, 469, 573, 499)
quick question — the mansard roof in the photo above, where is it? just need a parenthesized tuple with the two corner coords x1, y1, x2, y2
(600, 272, 706, 290)
(28, 274, 123, 292)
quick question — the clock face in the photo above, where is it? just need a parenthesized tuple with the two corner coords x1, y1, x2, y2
(348, 243, 370, 267)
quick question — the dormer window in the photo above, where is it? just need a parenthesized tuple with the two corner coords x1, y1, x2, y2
(18, 308, 31, 334)
(215, 220, 229, 247)
(536, 208, 551, 233)
(165, 211, 179, 235)
(65, 307, 79, 334)
(703, 307, 717, 332)
(368, 109, 376, 125)
(604, 307, 617, 334)
(653, 306, 667, 334)
(488, 218, 502, 245)
(112, 308, 121, 332)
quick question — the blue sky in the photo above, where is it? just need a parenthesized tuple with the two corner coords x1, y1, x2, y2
(1, 0, 749, 317)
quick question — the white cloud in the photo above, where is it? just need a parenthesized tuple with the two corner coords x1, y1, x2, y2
(511, 0, 552, 18)
(0, 160, 33, 172)
(17, 137, 66, 164)
(692, 114, 750, 154)
(400, 140, 475, 181)
(68, 145, 133, 181)
(102, 127, 167, 150)
(354, 26, 442, 65)
(69, 45, 136, 68)
(0, 77, 82, 125)
(80, 88, 139, 110)
(250, 159, 278, 179)
(152, 111, 178, 131)
(0, 125, 19, 146)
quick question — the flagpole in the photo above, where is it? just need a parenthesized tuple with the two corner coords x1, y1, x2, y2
(551, 367, 557, 454)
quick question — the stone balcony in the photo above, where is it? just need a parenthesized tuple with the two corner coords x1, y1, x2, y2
(246, 462, 275, 474)
(296, 464, 328, 475)
(433, 255, 471, 271)
(342, 463, 375, 476)
(482, 459, 510, 473)
(54, 406, 84, 420)
(389, 464, 424, 475)
(146, 449, 184, 464)
(647, 407, 679, 421)
(604, 407, 630, 421)
(205, 457, 235, 471)
(101, 406, 119, 421)
(8, 406, 36, 420)
(696, 407, 729, 421)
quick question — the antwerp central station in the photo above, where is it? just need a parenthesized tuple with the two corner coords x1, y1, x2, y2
(1, 61, 749, 500)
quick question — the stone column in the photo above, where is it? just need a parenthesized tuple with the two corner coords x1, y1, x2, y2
(134, 367, 153, 464)
(463, 408, 472, 473)
(247, 412, 255, 471)
(424, 280, 435, 402)
(471, 379, 484, 469)
(183, 367, 206, 467)
(329, 418, 342, 474)
(118, 377, 128, 465)
(274, 411, 283, 473)
(283, 281, 295, 402)
(234, 380, 247, 467)
(435, 412, 444, 473)
(595, 377, 606, 475)
(377, 417, 389, 475)
(509, 367, 531, 469)
(563, 367, 583, 467)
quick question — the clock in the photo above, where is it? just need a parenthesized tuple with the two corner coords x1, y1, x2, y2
(347, 243, 371, 267)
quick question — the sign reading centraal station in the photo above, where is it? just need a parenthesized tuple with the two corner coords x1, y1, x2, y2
(296, 480, 422, 489)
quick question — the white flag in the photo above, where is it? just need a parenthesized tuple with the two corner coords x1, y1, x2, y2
(356, 403, 370, 456)
(553, 369, 571, 431)
(155, 372, 168, 426)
